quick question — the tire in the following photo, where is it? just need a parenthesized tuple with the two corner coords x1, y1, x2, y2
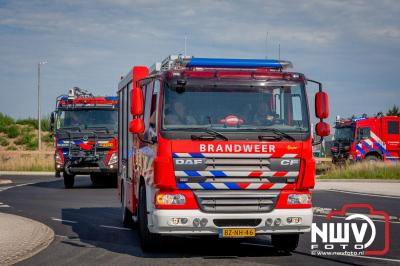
(138, 184, 161, 251)
(63, 173, 75, 189)
(121, 182, 134, 228)
(90, 173, 102, 186)
(365, 155, 380, 162)
(271, 234, 299, 253)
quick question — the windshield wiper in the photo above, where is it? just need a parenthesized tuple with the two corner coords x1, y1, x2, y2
(58, 126, 81, 132)
(188, 127, 229, 141)
(258, 128, 295, 142)
(86, 126, 110, 133)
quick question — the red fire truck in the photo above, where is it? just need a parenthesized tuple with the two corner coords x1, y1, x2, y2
(117, 56, 330, 251)
(51, 87, 119, 188)
(331, 114, 400, 164)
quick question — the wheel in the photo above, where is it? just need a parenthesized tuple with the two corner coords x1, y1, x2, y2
(365, 155, 380, 162)
(90, 173, 102, 186)
(63, 173, 75, 189)
(138, 184, 161, 251)
(271, 234, 299, 253)
(121, 182, 134, 228)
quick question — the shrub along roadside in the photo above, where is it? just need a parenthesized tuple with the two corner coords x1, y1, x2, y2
(319, 162, 400, 179)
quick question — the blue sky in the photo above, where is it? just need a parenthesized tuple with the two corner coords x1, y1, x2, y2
(0, 0, 399, 124)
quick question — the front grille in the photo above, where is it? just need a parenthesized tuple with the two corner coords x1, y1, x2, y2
(213, 219, 262, 227)
(204, 157, 271, 171)
(194, 190, 279, 213)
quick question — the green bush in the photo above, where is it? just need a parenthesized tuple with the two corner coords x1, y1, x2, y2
(42, 133, 53, 144)
(21, 126, 34, 134)
(16, 115, 51, 132)
(0, 112, 14, 127)
(6, 125, 20, 138)
(6, 145, 17, 151)
(16, 118, 37, 128)
(0, 136, 9, 146)
(25, 141, 38, 150)
(15, 133, 34, 146)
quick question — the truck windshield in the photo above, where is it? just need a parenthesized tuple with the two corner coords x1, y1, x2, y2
(334, 126, 355, 141)
(161, 81, 309, 132)
(56, 109, 117, 131)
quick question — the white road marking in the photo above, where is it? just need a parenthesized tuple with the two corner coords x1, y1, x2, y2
(51, 217, 77, 224)
(0, 182, 36, 192)
(99, 225, 131, 231)
(322, 189, 400, 199)
(0, 204, 10, 208)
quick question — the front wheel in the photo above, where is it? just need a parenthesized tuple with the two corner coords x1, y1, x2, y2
(63, 173, 75, 189)
(138, 184, 161, 251)
(271, 234, 299, 253)
(365, 155, 380, 162)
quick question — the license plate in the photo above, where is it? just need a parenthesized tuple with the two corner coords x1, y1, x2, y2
(219, 228, 256, 238)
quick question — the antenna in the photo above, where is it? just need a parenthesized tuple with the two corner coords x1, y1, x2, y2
(278, 43, 281, 60)
(265, 32, 268, 59)
(184, 35, 187, 57)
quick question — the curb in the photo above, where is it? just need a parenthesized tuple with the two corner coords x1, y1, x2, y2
(0, 213, 54, 266)
(0, 171, 54, 176)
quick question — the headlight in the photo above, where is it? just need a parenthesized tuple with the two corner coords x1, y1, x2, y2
(287, 194, 311, 205)
(108, 153, 118, 165)
(55, 153, 62, 164)
(156, 193, 186, 205)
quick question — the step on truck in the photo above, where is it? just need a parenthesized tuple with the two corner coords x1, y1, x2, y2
(332, 114, 400, 164)
(51, 87, 119, 188)
(117, 55, 330, 252)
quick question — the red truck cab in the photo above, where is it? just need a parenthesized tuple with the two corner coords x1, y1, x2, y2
(332, 115, 400, 163)
(117, 56, 329, 251)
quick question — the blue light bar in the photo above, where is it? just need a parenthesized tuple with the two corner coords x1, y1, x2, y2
(105, 96, 119, 101)
(186, 58, 292, 69)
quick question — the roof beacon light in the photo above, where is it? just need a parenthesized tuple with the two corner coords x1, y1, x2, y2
(186, 58, 292, 69)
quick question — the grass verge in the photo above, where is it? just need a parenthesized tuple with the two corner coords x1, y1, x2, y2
(0, 152, 53, 171)
(319, 161, 400, 179)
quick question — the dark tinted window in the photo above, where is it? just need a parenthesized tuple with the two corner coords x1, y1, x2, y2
(357, 127, 370, 141)
(388, 121, 399, 134)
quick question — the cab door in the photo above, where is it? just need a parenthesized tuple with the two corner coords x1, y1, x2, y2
(382, 117, 400, 160)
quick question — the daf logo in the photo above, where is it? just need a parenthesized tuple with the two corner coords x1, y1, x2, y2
(175, 159, 203, 165)
(281, 159, 299, 166)
(83, 135, 88, 141)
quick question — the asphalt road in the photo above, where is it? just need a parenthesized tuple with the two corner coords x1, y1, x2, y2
(0, 175, 399, 265)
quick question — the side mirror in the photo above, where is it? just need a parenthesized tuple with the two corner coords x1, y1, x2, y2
(315, 91, 329, 119)
(50, 112, 55, 131)
(130, 87, 144, 115)
(316, 121, 330, 137)
(129, 118, 144, 134)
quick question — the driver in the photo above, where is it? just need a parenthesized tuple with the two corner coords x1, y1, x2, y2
(68, 112, 81, 127)
(165, 100, 197, 125)
(252, 102, 276, 125)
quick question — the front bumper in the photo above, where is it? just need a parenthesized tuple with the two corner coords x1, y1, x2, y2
(148, 208, 312, 235)
(55, 164, 117, 174)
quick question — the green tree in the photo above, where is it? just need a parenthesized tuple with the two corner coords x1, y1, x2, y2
(387, 105, 400, 116)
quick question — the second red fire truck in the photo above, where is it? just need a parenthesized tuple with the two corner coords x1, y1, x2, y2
(117, 55, 330, 251)
(51, 87, 119, 188)
(332, 114, 400, 164)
